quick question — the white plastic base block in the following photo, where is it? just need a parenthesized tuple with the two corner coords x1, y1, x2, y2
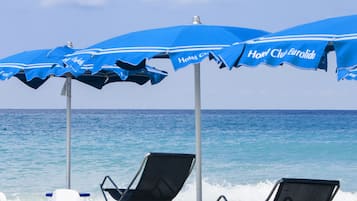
(0, 192, 7, 201)
(52, 189, 80, 201)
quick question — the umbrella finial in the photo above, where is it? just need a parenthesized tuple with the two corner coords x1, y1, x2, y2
(67, 41, 73, 48)
(192, 16, 201, 24)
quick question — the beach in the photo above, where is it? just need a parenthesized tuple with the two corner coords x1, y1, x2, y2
(0, 109, 356, 201)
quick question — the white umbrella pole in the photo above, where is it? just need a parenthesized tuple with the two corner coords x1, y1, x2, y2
(66, 76, 72, 189)
(65, 41, 73, 189)
(193, 16, 202, 201)
(194, 63, 202, 201)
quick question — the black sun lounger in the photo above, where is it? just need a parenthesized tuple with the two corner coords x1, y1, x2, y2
(218, 178, 340, 201)
(100, 152, 196, 201)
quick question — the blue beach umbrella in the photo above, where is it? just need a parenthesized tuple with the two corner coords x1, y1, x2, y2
(64, 16, 269, 201)
(0, 46, 78, 88)
(213, 14, 357, 77)
(0, 46, 166, 88)
(0, 45, 168, 189)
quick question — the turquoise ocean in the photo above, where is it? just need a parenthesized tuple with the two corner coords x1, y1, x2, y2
(0, 109, 357, 201)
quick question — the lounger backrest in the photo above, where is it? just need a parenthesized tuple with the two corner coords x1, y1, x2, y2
(135, 153, 195, 201)
(273, 178, 340, 201)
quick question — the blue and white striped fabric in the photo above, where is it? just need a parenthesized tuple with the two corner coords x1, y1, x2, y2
(337, 68, 357, 81)
(214, 14, 357, 75)
(64, 24, 268, 71)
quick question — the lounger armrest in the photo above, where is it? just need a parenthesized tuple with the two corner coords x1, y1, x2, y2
(217, 195, 228, 201)
(100, 176, 125, 201)
(101, 176, 124, 194)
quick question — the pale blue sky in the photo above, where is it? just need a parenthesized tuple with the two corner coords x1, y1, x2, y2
(0, 0, 357, 109)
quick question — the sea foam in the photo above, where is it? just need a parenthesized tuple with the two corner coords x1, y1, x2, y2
(174, 180, 357, 201)
(4, 180, 357, 201)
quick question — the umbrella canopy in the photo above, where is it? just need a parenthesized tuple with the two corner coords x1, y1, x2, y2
(213, 14, 357, 74)
(0, 46, 168, 189)
(64, 16, 269, 201)
(64, 20, 268, 70)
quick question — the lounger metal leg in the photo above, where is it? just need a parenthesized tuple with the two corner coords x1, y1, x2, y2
(265, 179, 282, 201)
(329, 183, 340, 201)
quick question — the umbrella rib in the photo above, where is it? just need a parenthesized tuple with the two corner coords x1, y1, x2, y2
(67, 44, 232, 56)
(248, 33, 357, 44)
(248, 37, 333, 44)
(0, 63, 60, 69)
